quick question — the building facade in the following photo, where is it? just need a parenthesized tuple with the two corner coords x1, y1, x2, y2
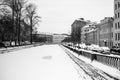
(99, 17, 114, 48)
(81, 22, 98, 45)
(36, 33, 53, 43)
(71, 18, 87, 43)
(80, 17, 113, 48)
(52, 34, 67, 44)
(113, 0, 120, 46)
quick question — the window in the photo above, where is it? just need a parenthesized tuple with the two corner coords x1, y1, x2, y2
(118, 2, 120, 8)
(118, 43, 120, 47)
(115, 4, 117, 10)
(115, 14, 117, 19)
(111, 23, 113, 28)
(118, 12, 120, 18)
(115, 33, 117, 40)
(118, 22, 120, 28)
(119, 22, 120, 28)
(118, 33, 120, 40)
(111, 32, 113, 38)
(111, 42, 113, 47)
(118, 33, 119, 40)
(115, 23, 117, 29)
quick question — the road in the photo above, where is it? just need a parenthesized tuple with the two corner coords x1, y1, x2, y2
(0, 44, 118, 80)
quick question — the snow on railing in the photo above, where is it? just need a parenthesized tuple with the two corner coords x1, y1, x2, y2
(62, 43, 120, 71)
(96, 54, 120, 70)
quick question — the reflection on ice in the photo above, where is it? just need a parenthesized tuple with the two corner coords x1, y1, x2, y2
(42, 56, 52, 60)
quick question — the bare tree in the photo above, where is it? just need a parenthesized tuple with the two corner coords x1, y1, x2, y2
(0, 0, 41, 45)
(14, 0, 27, 45)
(24, 3, 41, 44)
(0, 0, 27, 45)
(0, 0, 15, 45)
(0, 6, 12, 42)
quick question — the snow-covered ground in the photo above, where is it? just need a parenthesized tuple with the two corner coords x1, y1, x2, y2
(0, 44, 92, 80)
(62, 45, 120, 80)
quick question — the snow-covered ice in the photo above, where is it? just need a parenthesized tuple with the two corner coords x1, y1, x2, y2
(0, 44, 92, 80)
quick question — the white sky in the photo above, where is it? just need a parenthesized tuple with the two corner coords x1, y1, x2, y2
(29, 0, 114, 34)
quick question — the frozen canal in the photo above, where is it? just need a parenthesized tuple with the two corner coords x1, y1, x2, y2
(0, 44, 119, 80)
(0, 44, 91, 80)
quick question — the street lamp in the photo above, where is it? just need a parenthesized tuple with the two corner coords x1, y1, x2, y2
(103, 40, 107, 47)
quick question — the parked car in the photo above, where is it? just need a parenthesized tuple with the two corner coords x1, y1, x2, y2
(110, 46, 120, 55)
(0, 42, 7, 48)
(80, 43, 87, 49)
(75, 44, 81, 48)
(89, 44, 104, 53)
(101, 47, 110, 54)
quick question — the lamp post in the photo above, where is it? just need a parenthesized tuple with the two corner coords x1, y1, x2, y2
(104, 40, 107, 47)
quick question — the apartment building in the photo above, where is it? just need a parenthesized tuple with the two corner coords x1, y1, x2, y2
(99, 17, 114, 48)
(81, 24, 89, 44)
(113, 0, 120, 46)
(81, 22, 98, 45)
(71, 18, 87, 43)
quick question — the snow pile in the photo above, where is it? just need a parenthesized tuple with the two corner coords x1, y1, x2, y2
(100, 46, 110, 54)
(87, 44, 102, 52)
(79, 43, 87, 49)
(62, 43, 111, 54)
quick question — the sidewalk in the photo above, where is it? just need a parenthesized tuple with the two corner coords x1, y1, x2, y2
(0, 43, 43, 54)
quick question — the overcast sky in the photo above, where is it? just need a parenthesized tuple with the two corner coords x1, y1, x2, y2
(29, 0, 114, 34)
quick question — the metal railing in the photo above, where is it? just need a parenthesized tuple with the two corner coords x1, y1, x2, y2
(63, 44, 120, 71)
